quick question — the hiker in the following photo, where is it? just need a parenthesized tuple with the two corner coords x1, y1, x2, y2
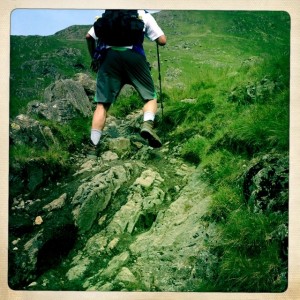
(86, 10, 166, 156)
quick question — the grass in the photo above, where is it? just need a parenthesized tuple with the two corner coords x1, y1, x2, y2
(180, 135, 210, 164)
(205, 185, 243, 222)
(212, 209, 288, 292)
(109, 91, 143, 118)
(10, 143, 69, 165)
(229, 101, 289, 152)
(217, 243, 286, 292)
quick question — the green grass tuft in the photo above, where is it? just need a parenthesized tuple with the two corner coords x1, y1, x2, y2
(109, 92, 143, 118)
(214, 209, 287, 292)
(180, 135, 210, 164)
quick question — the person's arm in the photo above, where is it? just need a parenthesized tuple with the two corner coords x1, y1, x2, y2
(86, 33, 96, 58)
(86, 32, 100, 72)
(143, 11, 166, 46)
(156, 34, 167, 46)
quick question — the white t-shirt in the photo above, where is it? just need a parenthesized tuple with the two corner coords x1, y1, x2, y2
(88, 10, 164, 43)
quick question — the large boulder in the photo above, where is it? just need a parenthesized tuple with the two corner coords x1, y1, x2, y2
(73, 73, 96, 101)
(28, 79, 93, 122)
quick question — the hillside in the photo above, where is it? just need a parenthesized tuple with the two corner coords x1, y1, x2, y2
(9, 10, 290, 292)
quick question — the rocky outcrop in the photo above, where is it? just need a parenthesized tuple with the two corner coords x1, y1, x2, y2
(9, 74, 96, 197)
(52, 152, 213, 292)
(9, 114, 57, 148)
(73, 73, 96, 101)
(71, 162, 141, 233)
(28, 78, 93, 123)
(8, 113, 69, 196)
(9, 191, 77, 288)
(10, 74, 95, 145)
(243, 153, 289, 214)
(242, 153, 289, 258)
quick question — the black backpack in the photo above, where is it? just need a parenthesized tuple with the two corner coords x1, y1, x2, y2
(93, 10, 145, 46)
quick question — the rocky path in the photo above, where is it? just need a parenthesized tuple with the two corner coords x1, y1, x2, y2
(9, 108, 216, 291)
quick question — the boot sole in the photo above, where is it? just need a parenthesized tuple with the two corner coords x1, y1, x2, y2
(140, 129, 162, 148)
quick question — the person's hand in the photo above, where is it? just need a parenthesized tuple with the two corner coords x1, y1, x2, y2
(90, 59, 100, 73)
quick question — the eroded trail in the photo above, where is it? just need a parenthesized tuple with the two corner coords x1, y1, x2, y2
(10, 110, 216, 291)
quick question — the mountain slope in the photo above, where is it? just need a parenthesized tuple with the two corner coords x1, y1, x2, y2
(9, 10, 290, 292)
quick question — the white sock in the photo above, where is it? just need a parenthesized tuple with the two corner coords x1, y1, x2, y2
(143, 111, 155, 122)
(90, 129, 102, 145)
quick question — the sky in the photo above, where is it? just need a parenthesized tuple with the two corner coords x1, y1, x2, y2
(10, 9, 159, 36)
(10, 9, 104, 36)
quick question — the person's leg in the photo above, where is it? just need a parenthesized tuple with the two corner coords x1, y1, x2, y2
(122, 50, 162, 147)
(141, 99, 162, 148)
(90, 50, 121, 148)
(90, 103, 109, 146)
(143, 99, 157, 121)
(92, 103, 107, 130)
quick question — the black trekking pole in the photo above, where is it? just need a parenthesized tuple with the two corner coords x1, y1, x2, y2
(156, 42, 164, 124)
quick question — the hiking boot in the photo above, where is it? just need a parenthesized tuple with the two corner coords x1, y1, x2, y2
(86, 140, 100, 158)
(140, 120, 162, 148)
